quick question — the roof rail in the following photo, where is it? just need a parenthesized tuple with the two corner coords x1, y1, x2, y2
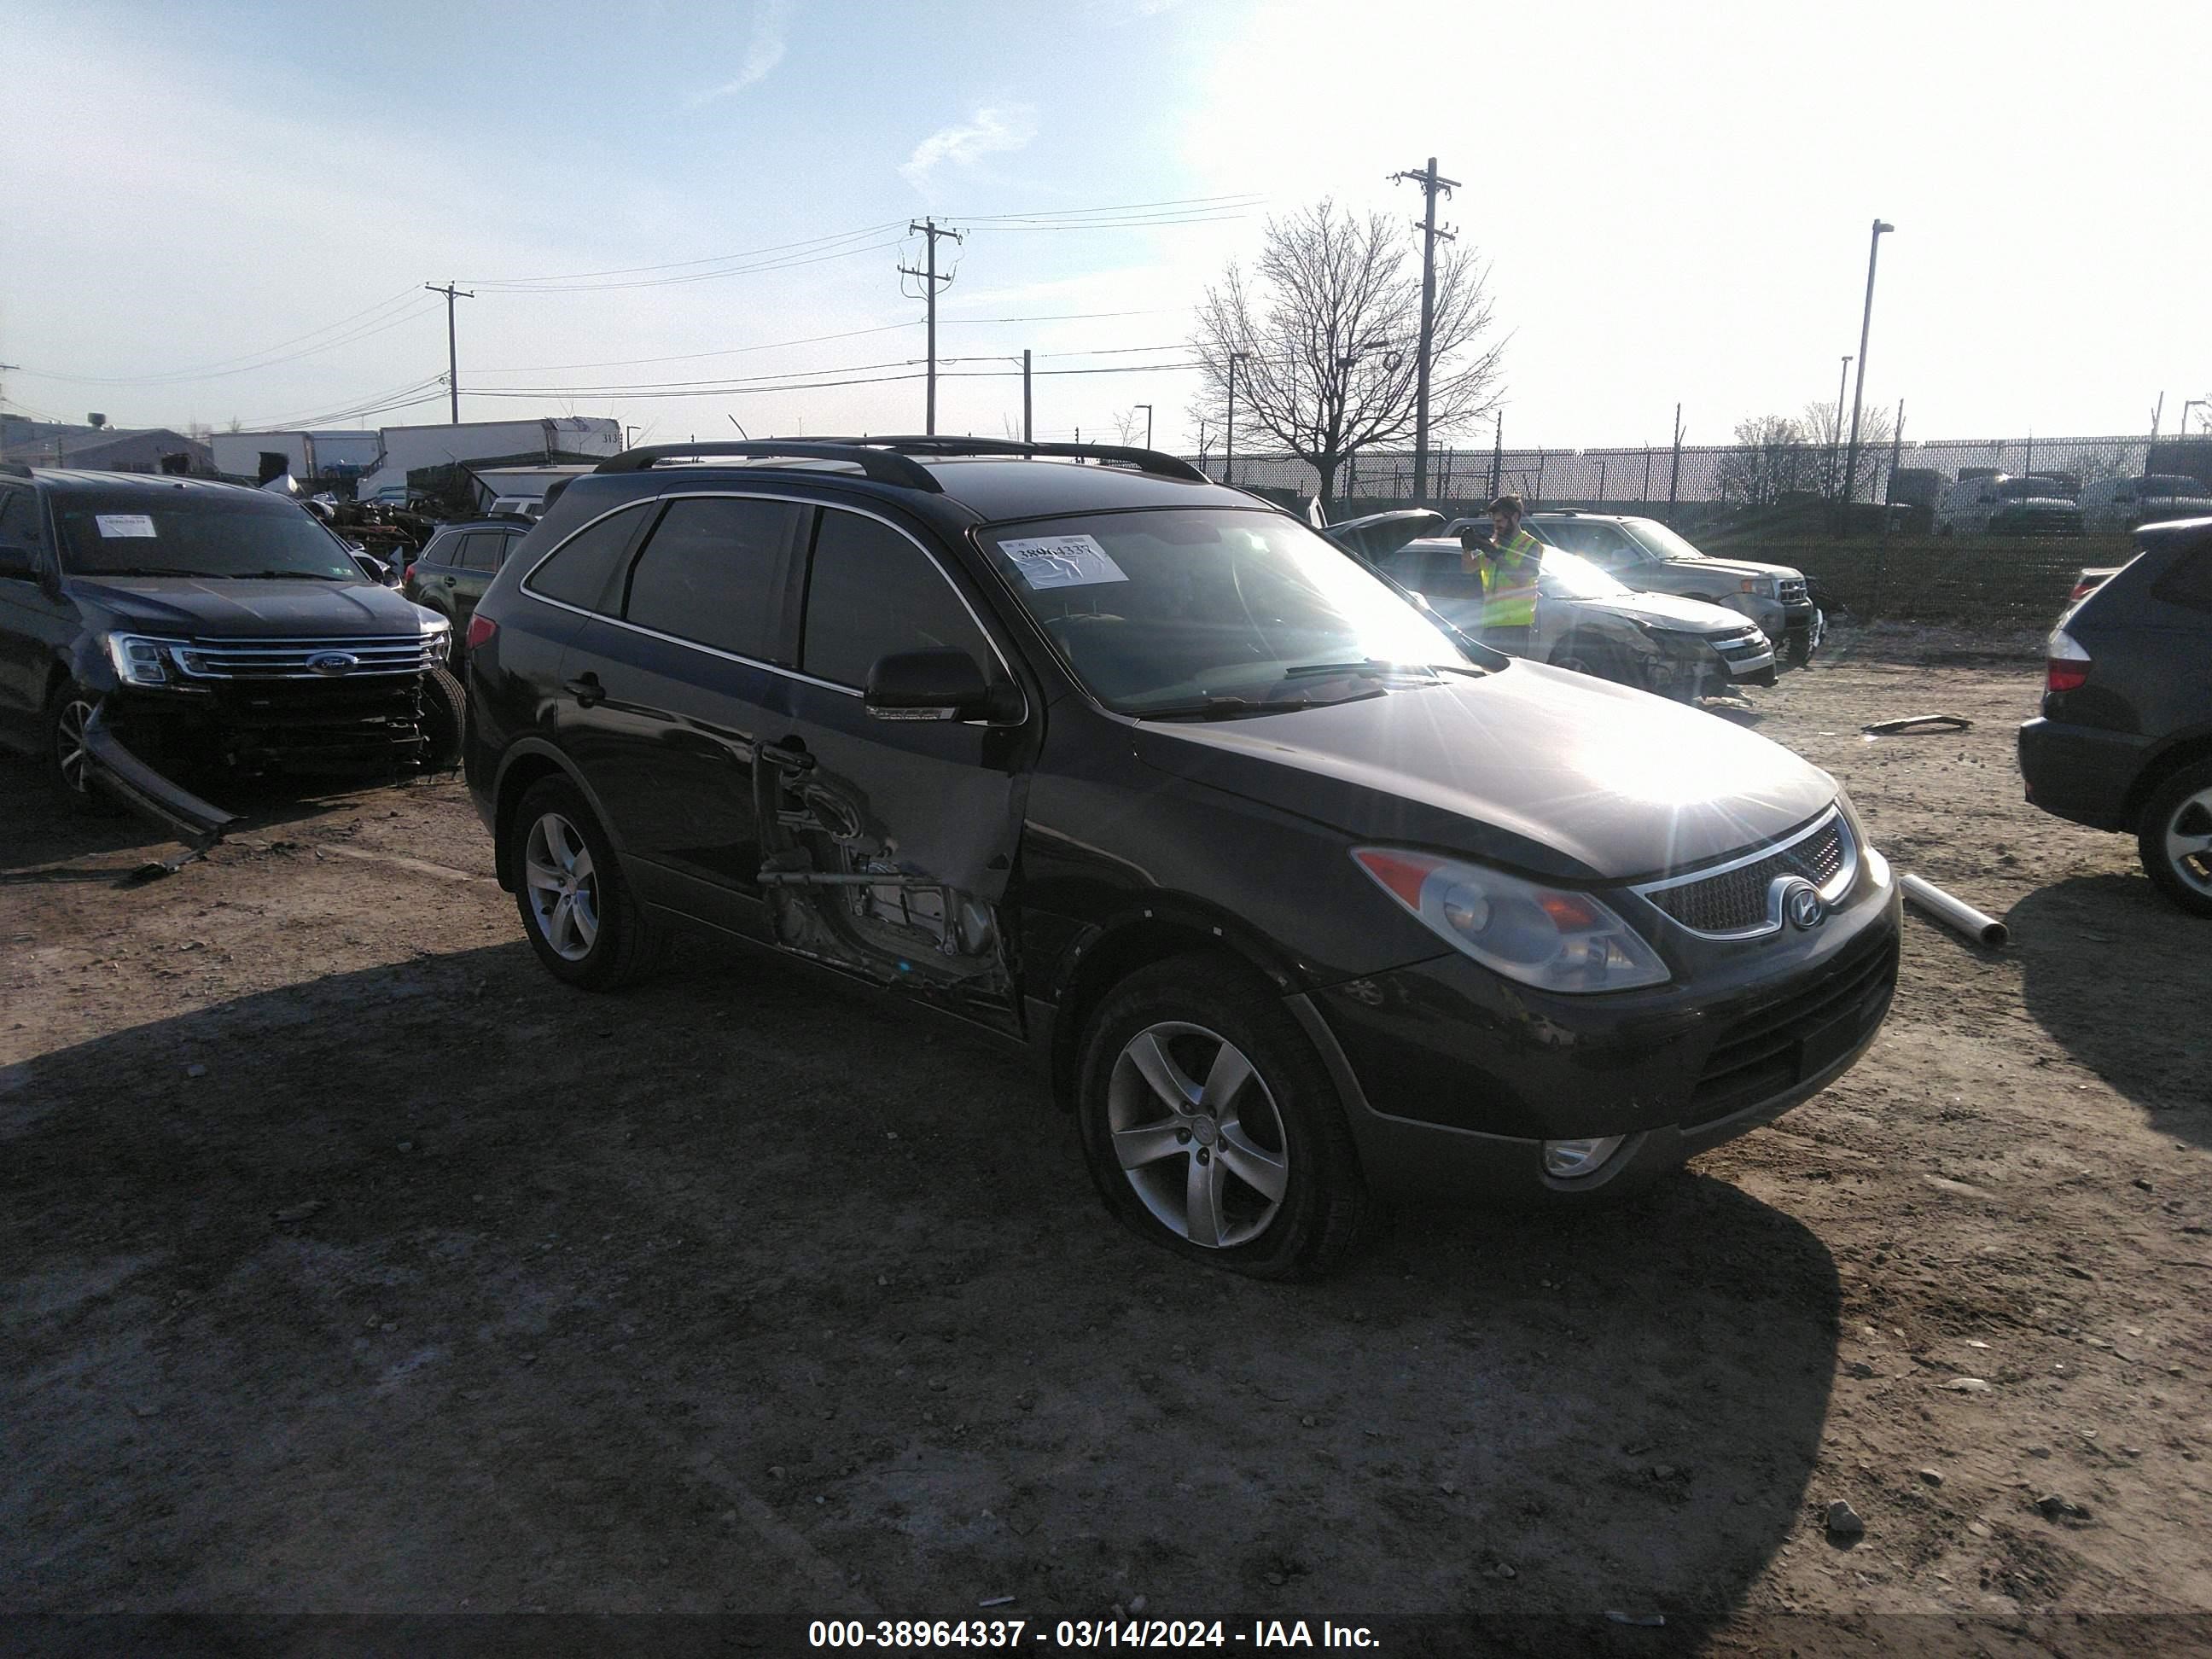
(595, 441, 943, 493)
(0, 460, 33, 479)
(835, 435, 1209, 484)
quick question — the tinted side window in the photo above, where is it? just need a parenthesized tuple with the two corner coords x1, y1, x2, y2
(624, 496, 803, 662)
(0, 488, 42, 551)
(800, 509, 995, 688)
(458, 532, 503, 573)
(420, 530, 464, 568)
(526, 503, 652, 614)
(2151, 546, 2212, 614)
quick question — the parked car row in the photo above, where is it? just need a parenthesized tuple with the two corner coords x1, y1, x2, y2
(1934, 470, 2212, 537)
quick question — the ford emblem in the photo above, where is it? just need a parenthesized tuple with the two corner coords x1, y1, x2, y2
(1782, 879, 1825, 931)
(307, 651, 359, 676)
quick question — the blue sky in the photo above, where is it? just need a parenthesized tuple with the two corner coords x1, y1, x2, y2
(4, 0, 2208, 452)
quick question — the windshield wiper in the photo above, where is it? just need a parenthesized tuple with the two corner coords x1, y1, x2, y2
(88, 566, 203, 578)
(231, 568, 352, 580)
(1135, 686, 1387, 720)
(1281, 658, 1442, 683)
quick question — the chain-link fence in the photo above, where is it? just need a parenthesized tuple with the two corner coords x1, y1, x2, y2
(1197, 432, 2212, 531)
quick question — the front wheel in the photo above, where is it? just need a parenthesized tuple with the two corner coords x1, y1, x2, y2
(1548, 637, 1639, 688)
(1074, 953, 1370, 1280)
(418, 665, 465, 771)
(42, 682, 108, 814)
(2138, 760, 2212, 917)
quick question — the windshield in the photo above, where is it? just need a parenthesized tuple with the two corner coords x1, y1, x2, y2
(2140, 475, 2209, 496)
(1615, 518, 1711, 562)
(1995, 477, 2069, 501)
(1534, 548, 1632, 599)
(53, 495, 364, 581)
(981, 508, 1481, 715)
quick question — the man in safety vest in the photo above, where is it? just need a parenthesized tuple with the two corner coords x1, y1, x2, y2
(1459, 492, 1543, 654)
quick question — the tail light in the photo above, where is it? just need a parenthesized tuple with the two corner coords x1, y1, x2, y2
(465, 612, 498, 651)
(403, 562, 417, 586)
(2066, 579, 2095, 604)
(2045, 625, 2090, 694)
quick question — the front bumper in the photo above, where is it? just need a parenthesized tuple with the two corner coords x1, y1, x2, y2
(102, 676, 432, 773)
(2017, 715, 2147, 832)
(1290, 882, 1901, 1200)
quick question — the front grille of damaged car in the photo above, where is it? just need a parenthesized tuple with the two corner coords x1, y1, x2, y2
(1636, 811, 1852, 938)
(1777, 579, 1810, 605)
(1687, 922, 1899, 1123)
(173, 634, 435, 678)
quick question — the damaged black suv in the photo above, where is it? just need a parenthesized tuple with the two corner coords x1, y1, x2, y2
(0, 467, 459, 816)
(466, 439, 1901, 1279)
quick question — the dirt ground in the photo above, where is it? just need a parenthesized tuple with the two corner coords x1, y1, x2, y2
(2, 626, 2206, 1653)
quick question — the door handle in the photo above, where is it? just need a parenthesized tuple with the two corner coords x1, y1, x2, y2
(562, 673, 603, 708)
(441, 575, 457, 587)
(757, 737, 814, 773)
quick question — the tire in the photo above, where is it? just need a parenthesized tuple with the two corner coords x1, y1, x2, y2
(1074, 952, 1370, 1280)
(2136, 759, 2212, 918)
(418, 665, 465, 772)
(1548, 636, 1639, 688)
(41, 681, 109, 815)
(508, 776, 667, 989)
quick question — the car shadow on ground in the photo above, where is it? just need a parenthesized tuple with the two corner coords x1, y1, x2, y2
(0, 938, 1839, 1634)
(2010, 875, 2212, 1147)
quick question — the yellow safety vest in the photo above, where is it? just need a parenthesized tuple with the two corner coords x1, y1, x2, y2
(1481, 529, 1542, 627)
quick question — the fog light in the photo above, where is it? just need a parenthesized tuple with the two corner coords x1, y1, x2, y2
(1543, 1135, 1626, 1179)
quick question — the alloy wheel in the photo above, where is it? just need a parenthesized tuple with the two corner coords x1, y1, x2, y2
(55, 697, 95, 795)
(524, 812, 601, 961)
(2163, 785, 2212, 899)
(1106, 1021, 1289, 1249)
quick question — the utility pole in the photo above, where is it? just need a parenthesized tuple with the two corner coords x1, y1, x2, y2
(1831, 354, 1852, 498)
(1667, 403, 1684, 524)
(1134, 403, 1153, 449)
(425, 282, 474, 424)
(1873, 399, 1905, 618)
(1390, 156, 1459, 504)
(899, 218, 963, 434)
(1225, 350, 1250, 484)
(1840, 218, 1895, 531)
(1022, 350, 1033, 444)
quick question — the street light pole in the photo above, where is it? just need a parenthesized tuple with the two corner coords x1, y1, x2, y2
(1134, 403, 1153, 450)
(1831, 353, 1852, 498)
(1839, 219, 1895, 530)
(1225, 352, 1249, 485)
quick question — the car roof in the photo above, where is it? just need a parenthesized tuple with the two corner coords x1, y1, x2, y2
(25, 469, 294, 509)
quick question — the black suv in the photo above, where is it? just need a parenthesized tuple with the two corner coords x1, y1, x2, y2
(0, 467, 459, 808)
(2018, 517, 2212, 915)
(466, 439, 1901, 1278)
(404, 515, 533, 649)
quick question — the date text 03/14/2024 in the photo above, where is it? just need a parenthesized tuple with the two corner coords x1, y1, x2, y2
(806, 1619, 1380, 1649)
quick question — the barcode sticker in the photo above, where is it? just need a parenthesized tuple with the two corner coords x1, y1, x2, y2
(96, 515, 158, 538)
(998, 534, 1127, 590)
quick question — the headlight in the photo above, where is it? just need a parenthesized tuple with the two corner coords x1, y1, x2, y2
(1353, 848, 1670, 993)
(102, 632, 179, 687)
(416, 610, 451, 664)
(1738, 576, 1778, 598)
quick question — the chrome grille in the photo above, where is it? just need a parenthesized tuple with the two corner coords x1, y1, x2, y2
(1777, 579, 1810, 606)
(1714, 630, 1770, 658)
(172, 634, 435, 680)
(1637, 811, 1854, 938)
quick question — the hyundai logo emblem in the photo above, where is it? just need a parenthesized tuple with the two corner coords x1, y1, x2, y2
(306, 651, 359, 676)
(1782, 879, 1825, 931)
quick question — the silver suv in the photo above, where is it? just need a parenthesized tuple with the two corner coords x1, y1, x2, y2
(1518, 512, 1821, 667)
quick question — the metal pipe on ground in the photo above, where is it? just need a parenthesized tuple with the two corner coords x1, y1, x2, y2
(1900, 872, 2008, 947)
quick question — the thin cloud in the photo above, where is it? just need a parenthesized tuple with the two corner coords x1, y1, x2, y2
(686, 0, 794, 108)
(899, 104, 1039, 189)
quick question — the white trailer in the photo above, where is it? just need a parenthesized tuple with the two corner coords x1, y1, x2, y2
(355, 418, 620, 504)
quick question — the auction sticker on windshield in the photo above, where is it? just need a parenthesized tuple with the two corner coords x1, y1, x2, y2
(95, 515, 158, 538)
(998, 534, 1128, 589)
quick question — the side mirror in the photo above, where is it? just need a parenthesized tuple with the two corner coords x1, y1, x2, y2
(0, 542, 38, 581)
(864, 648, 1018, 724)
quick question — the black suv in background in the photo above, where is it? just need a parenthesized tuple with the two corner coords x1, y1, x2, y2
(0, 466, 459, 807)
(404, 515, 532, 651)
(2019, 518, 2212, 915)
(465, 439, 1900, 1279)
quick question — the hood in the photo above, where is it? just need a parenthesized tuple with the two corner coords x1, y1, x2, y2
(1132, 661, 1835, 882)
(1556, 589, 1753, 633)
(1656, 553, 1806, 582)
(67, 575, 435, 637)
(1323, 509, 1446, 562)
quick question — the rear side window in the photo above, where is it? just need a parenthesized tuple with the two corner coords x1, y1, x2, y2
(623, 496, 804, 662)
(457, 532, 504, 573)
(800, 509, 995, 688)
(2151, 546, 2212, 614)
(526, 502, 651, 613)
(0, 488, 44, 553)
(420, 530, 463, 568)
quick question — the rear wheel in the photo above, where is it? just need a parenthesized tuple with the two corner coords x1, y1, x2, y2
(1074, 953, 1370, 1280)
(508, 777, 667, 988)
(2137, 760, 2212, 917)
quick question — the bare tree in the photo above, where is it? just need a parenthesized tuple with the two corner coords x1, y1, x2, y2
(1109, 407, 1146, 445)
(1802, 398, 1895, 499)
(1714, 415, 1819, 508)
(1190, 200, 1503, 507)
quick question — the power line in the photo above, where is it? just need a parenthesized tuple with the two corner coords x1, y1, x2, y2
(15, 293, 442, 387)
(457, 221, 908, 287)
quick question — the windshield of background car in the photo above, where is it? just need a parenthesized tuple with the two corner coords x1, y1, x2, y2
(979, 508, 1478, 713)
(1616, 519, 1711, 562)
(52, 495, 364, 581)
(1996, 478, 2067, 500)
(1535, 548, 1632, 598)
(2141, 476, 2208, 497)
